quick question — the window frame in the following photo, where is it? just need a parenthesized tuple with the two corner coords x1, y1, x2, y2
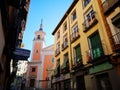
(74, 44, 82, 64)
(71, 10, 77, 23)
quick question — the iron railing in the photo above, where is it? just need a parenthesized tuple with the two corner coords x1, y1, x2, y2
(111, 32, 120, 52)
(102, 0, 119, 13)
(82, 12, 97, 32)
(71, 29, 80, 43)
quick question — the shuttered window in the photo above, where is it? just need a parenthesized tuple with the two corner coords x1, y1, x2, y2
(89, 32, 103, 59)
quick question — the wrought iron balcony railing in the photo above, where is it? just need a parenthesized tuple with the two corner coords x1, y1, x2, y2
(71, 29, 80, 43)
(102, 0, 120, 14)
(83, 12, 98, 32)
(111, 32, 120, 52)
(85, 44, 105, 64)
(62, 41, 68, 51)
(72, 54, 83, 70)
(55, 47, 60, 56)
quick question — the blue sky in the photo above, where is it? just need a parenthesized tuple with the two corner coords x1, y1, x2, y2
(23, 0, 73, 51)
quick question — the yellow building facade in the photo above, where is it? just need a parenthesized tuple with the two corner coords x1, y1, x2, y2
(52, 0, 120, 90)
(98, 0, 120, 75)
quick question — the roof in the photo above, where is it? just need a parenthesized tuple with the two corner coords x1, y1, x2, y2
(52, 0, 78, 35)
(42, 44, 54, 51)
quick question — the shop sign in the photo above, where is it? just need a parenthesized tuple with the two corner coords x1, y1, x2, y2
(13, 48, 30, 60)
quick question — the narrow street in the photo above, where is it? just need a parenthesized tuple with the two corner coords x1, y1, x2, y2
(0, 0, 120, 90)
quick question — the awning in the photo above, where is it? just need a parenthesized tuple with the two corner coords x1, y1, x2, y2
(13, 48, 31, 60)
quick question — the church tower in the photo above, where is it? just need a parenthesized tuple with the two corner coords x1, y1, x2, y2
(31, 20, 46, 61)
(26, 20, 54, 88)
(26, 20, 46, 87)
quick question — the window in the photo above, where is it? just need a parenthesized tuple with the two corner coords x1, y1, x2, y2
(74, 44, 82, 64)
(62, 34, 68, 50)
(57, 31, 60, 40)
(64, 53, 68, 61)
(83, 9, 96, 29)
(85, 9, 95, 23)
(71, 10, 77, 22)
(37, 35, 40, 39)
(88, 32, 103, 59)
(56, 42, 60, 55)
(83, 0, 91, 8)
(32, 67, 36, 72)
(63, 35, 68, 42)
(36, 50, 38, 53)
(72, 24, 78, 34)
(63, 22, 67, 32)
(51, 58, 54, 63)
(54, 59, 60, 76)
(71, 24, 79, 38)
(56, 42, 60, 50)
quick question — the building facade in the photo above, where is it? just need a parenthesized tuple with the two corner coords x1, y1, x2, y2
(0, 0, 30, 89)
(16, 60, 28, 76)
(98, 0, 120, 75)
(52, 0, 120, 90)
(26, 22, 54, 89)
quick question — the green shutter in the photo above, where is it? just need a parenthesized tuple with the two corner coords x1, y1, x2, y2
(75, 44, 82, 63)
(61, 60, 68, 69)
(54, 63, 59, 75)
(90, 32, 103, 59)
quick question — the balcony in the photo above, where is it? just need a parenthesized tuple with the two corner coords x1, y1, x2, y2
(85, 45, 109, 65)
(102, 0, 120, 14)
(55, 48, 60, 56)
(61, 60, 69, 74)
(54, 64, 60, 77)
(83, 12, 98, 32)
(72, 55, 83, 70)
(111, 32, 120, 52)
(71, 30, 80, 43)
(62, 41, 68, 51)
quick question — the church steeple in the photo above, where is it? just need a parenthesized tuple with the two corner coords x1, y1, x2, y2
(39, 19, 43, 31)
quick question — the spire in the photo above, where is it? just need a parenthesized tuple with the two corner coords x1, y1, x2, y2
(39, 19, 43, 31)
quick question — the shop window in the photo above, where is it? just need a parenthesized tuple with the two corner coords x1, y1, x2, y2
(96, 73, 112, 90)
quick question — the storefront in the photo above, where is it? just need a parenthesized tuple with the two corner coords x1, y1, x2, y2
(52, 73, 71, 90)
(71, 68, 87, 90)
(88, 62, 120, 90)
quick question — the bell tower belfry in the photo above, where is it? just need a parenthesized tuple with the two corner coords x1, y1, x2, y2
(31, 20, 46, 61)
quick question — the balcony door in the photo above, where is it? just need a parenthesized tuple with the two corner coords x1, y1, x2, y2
(88, 32, 104, 59)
